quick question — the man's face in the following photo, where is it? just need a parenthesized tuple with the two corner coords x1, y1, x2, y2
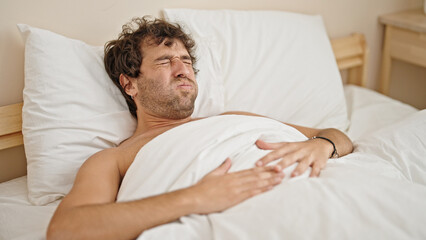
(135, 38, 198, 119)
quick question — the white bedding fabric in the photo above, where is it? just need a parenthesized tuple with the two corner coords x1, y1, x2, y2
(117, 115, 311, 202)
(344, 85, 418, 140)
(0, 87, 424, 240)
(117, 113, 426, 240)
(0, 177, 59, 240)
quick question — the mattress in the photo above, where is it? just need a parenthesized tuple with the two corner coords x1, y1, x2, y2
(0, 85, 419, 240)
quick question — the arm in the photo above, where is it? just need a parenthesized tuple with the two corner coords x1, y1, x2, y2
(221, 111, 354, 177)
(47, 148, 192, 240)
(47, 150, 284, 240)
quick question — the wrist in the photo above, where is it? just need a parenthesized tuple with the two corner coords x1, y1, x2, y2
(311, 136, 339, 158)
(175, 186, 202, 215)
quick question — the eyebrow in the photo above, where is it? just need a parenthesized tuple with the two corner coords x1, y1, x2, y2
(154, 54, 192, 62)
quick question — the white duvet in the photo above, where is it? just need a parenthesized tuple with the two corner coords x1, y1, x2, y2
(117, 112, 426, 240)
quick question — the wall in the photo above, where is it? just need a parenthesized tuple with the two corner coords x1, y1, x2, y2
(0, 0, 423, 182)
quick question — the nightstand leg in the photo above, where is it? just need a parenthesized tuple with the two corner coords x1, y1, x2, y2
(380, 25, 392, 95)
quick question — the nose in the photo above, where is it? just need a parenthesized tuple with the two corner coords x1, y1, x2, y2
(171, 58, 191, 78)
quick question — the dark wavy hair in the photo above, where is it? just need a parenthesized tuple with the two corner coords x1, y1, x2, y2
(104, 16, 197, 119)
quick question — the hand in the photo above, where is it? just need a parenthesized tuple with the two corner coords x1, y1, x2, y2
(188, 158, 284, 214)
(255, 138, 333, 177)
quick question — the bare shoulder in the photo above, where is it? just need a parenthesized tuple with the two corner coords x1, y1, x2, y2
(79, 148, 124, 179)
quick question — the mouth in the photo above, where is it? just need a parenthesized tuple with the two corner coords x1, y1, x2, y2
(177, 82, 193, 90)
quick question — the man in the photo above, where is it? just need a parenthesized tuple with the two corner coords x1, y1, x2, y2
(47, 17, 353, 240)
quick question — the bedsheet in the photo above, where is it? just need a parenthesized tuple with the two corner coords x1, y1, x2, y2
(344, 85, 418, 140)
(118, 112, 426, 240)
(0, 177, 59, 240)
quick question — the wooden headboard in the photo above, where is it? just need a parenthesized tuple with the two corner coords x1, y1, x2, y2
(0, 33, 368, 153)
(0, 102, 23, 151)
(331, 33, 369, 86)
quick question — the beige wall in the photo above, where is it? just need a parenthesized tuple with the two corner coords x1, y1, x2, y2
(0, 0, 424, 182)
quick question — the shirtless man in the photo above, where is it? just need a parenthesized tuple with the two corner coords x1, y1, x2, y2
(47, 17, 353, 240)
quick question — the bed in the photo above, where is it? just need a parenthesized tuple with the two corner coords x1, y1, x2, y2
(1, 8, 425, 240)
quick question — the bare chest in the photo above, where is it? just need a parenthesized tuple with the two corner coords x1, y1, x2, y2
(116, 127, 175, 178)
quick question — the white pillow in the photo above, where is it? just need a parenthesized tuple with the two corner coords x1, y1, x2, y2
(188, 35, 225, 117)
(18, 24, 223, 205)
(164, 9, 349, 130)
(19, 24, 136, 205)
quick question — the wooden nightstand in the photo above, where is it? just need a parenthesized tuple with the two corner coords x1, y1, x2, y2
(379, 8, 426, 95)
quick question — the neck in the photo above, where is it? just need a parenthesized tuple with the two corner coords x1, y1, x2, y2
(133, 110, 192, 136)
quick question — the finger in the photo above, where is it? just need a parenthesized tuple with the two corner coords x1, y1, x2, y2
(291, 159, 312, 177)
(235, 185, 275, 204)
(233, 165, 280, 180)
(256, 147, 293, 167)
(273, 150, 301, 171)
(225, 170, 284, 204)
(255, 139, 285, 150)
(243, 178, 282, 198)
(208, 158, 232, 177)
(229, 167, 284, 188)
(217, 158, 232, 173)
(246, 169, 285, 183)
(310, 161, 324, 177)
(310, 166, 321, 177)
(240, 173, 283, 191)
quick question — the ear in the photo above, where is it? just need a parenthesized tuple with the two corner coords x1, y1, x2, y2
(119, 74, 138, 97)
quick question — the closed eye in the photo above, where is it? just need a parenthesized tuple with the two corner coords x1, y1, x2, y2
(181, 56, 192, 65)
(183, 60, 192, 65)
(157, 59, 171, 65)
(154, 55, 192, 65)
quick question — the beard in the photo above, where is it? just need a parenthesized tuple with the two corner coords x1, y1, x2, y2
(137, 76, 198, 119)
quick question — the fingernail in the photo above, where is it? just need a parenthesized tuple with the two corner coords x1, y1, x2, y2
(274, 165, 281, 171)
(292, 172, 299, 177)
(256, 161, 263, 166)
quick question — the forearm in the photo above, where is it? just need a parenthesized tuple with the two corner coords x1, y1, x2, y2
(47, 187, 196, 240)
(315, 128, 353, 158)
